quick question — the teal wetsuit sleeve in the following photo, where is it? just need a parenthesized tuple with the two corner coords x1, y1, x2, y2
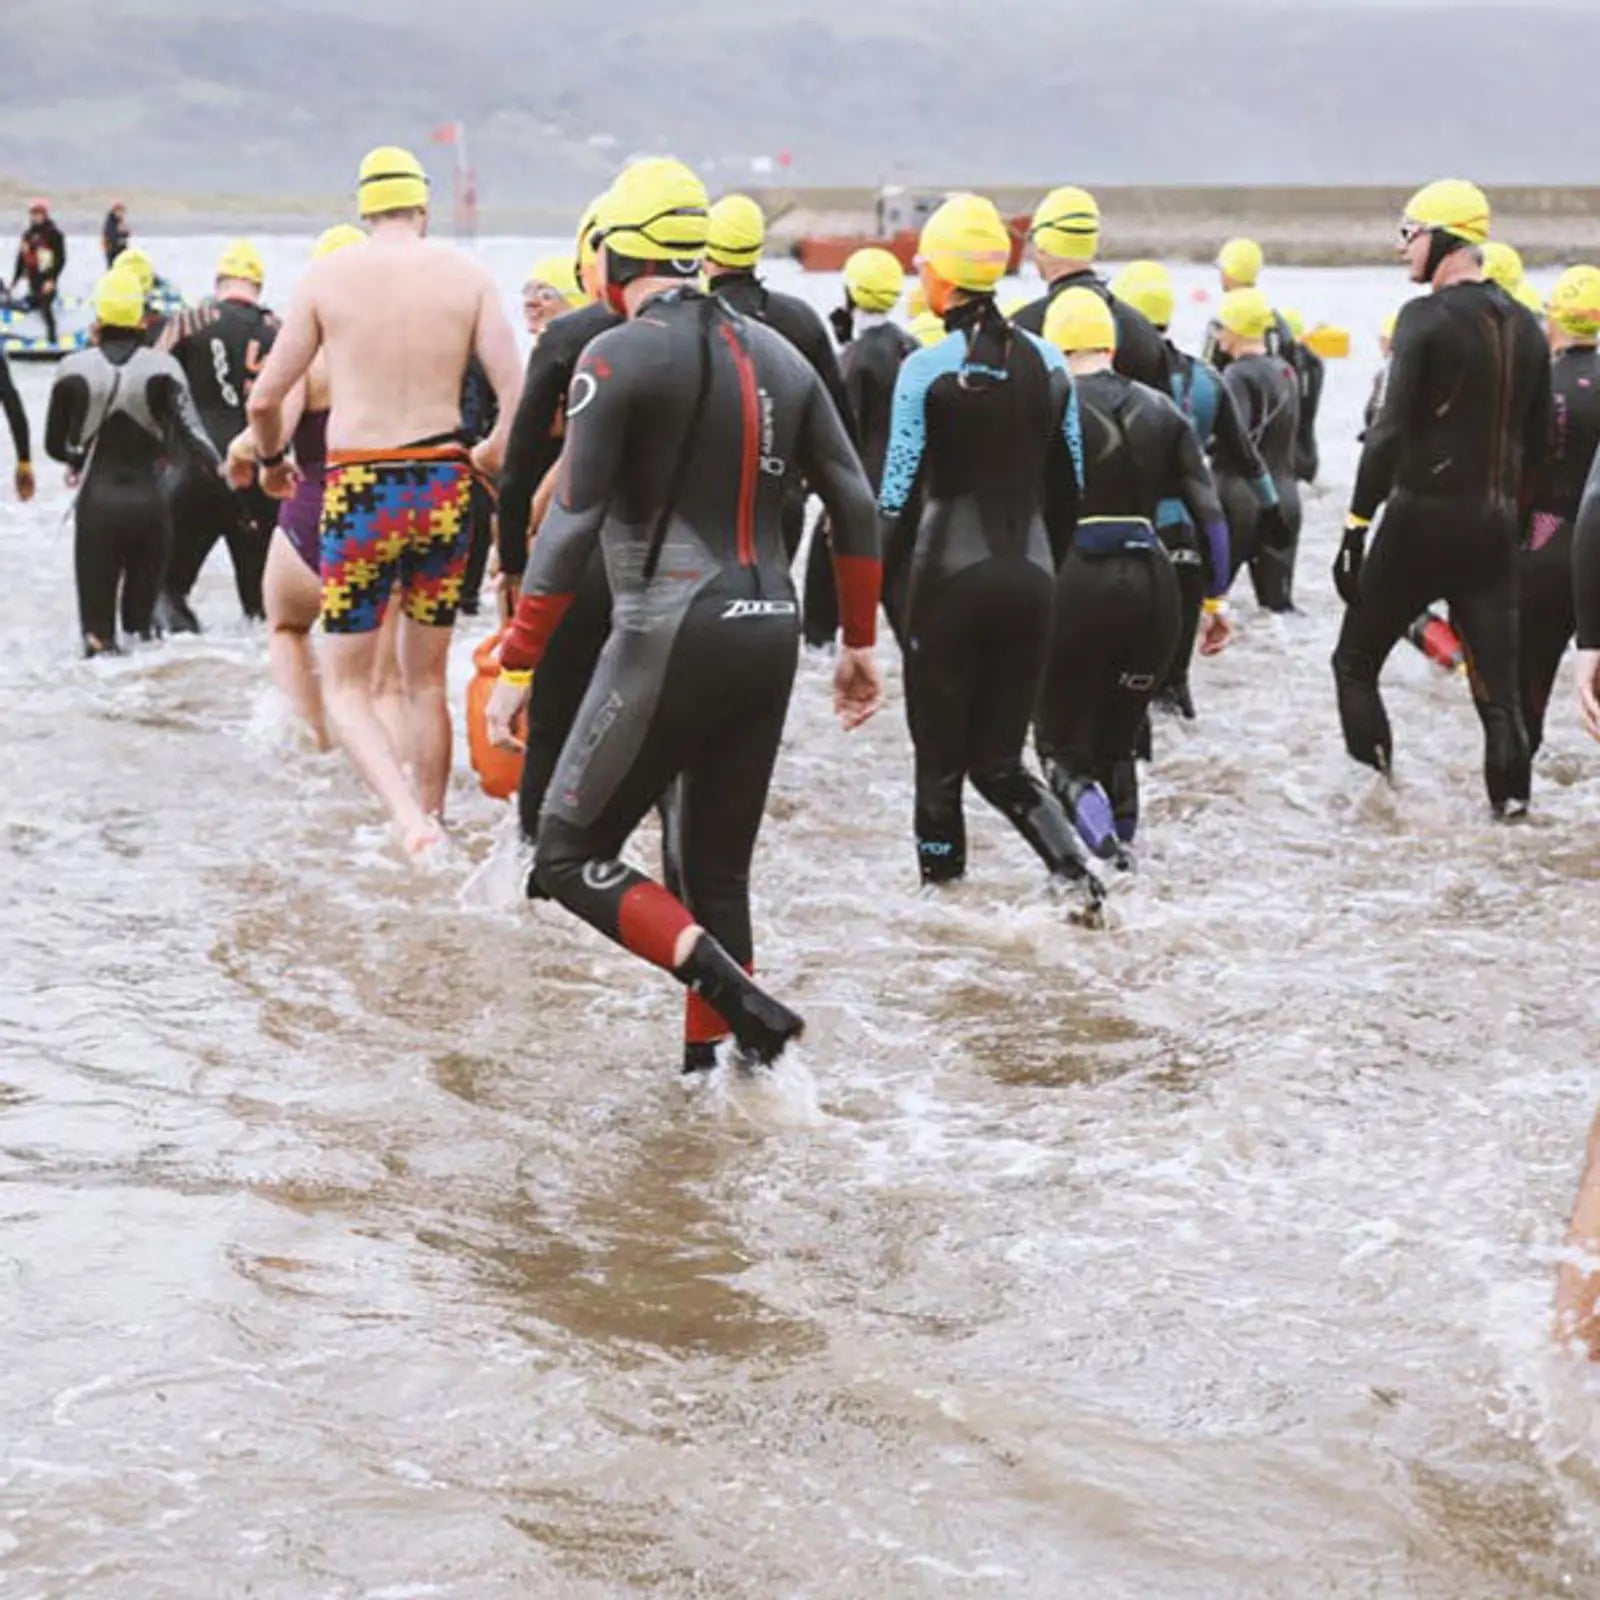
(878, 343, 941, 517)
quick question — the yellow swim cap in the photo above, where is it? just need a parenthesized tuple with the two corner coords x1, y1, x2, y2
(1549, 265, 1600, 337)
(1402, 178, 1490, 246)
(216, 238, 264, 285)
(94, 268, 146, 330)
(907, 281, 929, 319)
(909, 310, 946, 347)
(115, 247, 155, 295)
(918, 194, 1012, 293)
(842, 246, 904, 313)
(1379, 309, 1399, 343)
(1030, 186, 1100, 263)
(1216, 287, 1276, 340)
(706, 194, 765, 269)
(1279, 306, 1306, 340)
(358, 146, 429, 218)
(1044, 285, 1117, 354)
(526, 253, 584, 307)
(313, 224, 366, 260)
(1481, 240, 1525, 293)
(1110, 259, 1174, 330)
(1216, 237, 1264, 287)
(595, 158, 709, 263)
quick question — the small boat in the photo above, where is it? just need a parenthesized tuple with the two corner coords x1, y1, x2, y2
(1, 291, 93, 362)
(792, 187, 1027, 276)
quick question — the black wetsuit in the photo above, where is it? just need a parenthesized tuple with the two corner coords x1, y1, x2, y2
(1575, 449, 1600, 653)
(0, 348, 29, 467)
(807, 314, 916, 646)
(102, 211, 129, 269)
(496, 300, 623, 846)
(708, 269, 856, 652)
(1011, 272, 1169, 392)
(159, 295, 280, 623)
(456, 356, 499, 616)
(880, 304, 1097, 889)
(501, 287, 881, 1054)
(1334, 280, 1550, 811)
(45, 334, 220, 653)
(1219, 351, 1301, 610)
(1159, 341, 1279, 707)
(1521, 344, 1600, 751)
(1038, 369, 1225, 850)
(11, 219, 66, 342)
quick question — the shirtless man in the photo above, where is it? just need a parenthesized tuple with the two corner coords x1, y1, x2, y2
(245, 146, 521, 855)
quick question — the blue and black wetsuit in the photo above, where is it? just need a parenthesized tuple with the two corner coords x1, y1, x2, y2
(1159, 341, 1280, 708)
(1038, 368, 1227, 853)
(880, 297, 1098, 894)
(1334, 281, 1550, 812)
(45, 333, 220, 654)
(806, 314, 916, 646)
(1520, 343, 1600, 751)
(1220, 352, 1301, 610)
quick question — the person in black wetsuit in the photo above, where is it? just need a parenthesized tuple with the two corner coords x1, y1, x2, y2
(1575, 448, 1600, 742)
(880, 193, 1102, 906)
(102, 202, 130, 268)
(1011, 186, 1168, 392)
(495, 196, 626, 851)
(1113, 259, 1286, 718)
(1277, 308, 1325, 485)
(45, 269, 221, 655)
(1332, 179, 1550, 815)
(455, 355, 499, 616)
(807, 245, 916, 647)
(0, 345, 33, 502)
(1520, 265, 1600, 752)
(157, 239, 280, 629)
(486, 159, 886, 1072)
(1037, 287, 1233, 864)
(1210, 288, 1302, 612)
(11, 200, 67, 343)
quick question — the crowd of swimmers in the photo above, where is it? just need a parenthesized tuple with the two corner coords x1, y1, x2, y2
(5, 155, 1600, 1352)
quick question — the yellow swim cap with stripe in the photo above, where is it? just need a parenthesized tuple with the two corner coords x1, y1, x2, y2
(1549, 265, 1600, 337)
(843, 246, 905, 313)
(918, 194, 1012, 293)
(94, 268, 146, 329)
(706, 194, 766, 269)
(358, 146, 429, 218)
(595, 159, 710, 264)
(1030, 186, 1100, 262)
(1402, 179, 1490, 247)
(526, 254, 584, 307)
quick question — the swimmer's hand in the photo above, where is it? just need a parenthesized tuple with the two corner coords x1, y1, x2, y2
(224, 432, 258, 490)
(471, 437, 504, 481)
(1578, 649, 1600, 744)
(261, 459, 302, 501)
(487, 673, 530, 752)
(1198, 606, 1234, 657)
(833, 646, 883, 731)
(63, 466, 80, 490)
(14, 461, 33, 502)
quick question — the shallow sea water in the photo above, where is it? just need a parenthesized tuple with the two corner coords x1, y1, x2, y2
(2, 240, 1599, 1598)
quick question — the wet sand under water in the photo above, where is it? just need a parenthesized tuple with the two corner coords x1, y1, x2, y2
(3, 255, 1600, 1598)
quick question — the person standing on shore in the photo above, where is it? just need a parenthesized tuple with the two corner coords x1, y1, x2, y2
(245, 146, 521, 857)
(102, 201, 130, 268)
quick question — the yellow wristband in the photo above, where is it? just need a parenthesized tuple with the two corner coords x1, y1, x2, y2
(1345, 513, 1371, 531)
(1202, 597, 1226, 615)
(497, 668, 532, 688)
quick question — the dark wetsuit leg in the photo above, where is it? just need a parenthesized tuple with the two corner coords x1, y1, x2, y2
(533, 583, 797, 963)
(1333, 493, 1529, 807)
(802, 516, 840, 648)
(1518, 517, 1576, 755)
(1156, 517, 1204, 704)
(226, 484, 274, 618)
(516, 544, 613, 846)
(459, 477, 495, 615)
(905, 556, 1075, 882)
(1039, 548, 1182, 839)
(75, 468, 169, 648)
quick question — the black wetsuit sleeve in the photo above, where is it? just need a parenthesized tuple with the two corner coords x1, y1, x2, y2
(149, 373, 223, 472)
(1576, 468, 1600, 649)
(1521, 335, 1553, 506)
(501, 347, 624, 672)
(796, 377, 880, 645)
(1295, 348, 1324, 481)
(1043, 367, 1082, 568)
(0, 351, 29, 462)
(497, 336, 574, 576)
(1174, 416, 1225, 532)
(49, 224, 65, 280)
(1209, 379, 1274, 501)
(44, 372, 89, 467)
(798, 315, 854, 439)
(1351, 309, 1423, 521)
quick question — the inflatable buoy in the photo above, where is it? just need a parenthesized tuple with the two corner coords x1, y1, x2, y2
(466, 631, 526, 800)
(1305, 325, 1350, 360)
(0, 301, 92, 362)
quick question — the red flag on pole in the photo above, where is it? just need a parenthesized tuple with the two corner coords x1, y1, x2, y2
(431, 123, 459, 145)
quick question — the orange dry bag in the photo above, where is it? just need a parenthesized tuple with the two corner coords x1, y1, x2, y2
(466, 631, 526, 800)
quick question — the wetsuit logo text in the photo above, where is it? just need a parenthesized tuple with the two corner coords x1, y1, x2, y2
(720, 599, 798, 621)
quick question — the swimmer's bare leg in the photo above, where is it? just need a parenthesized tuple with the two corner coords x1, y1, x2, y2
(264, 532, 330, 749)
(396, 612, 455, 823)
(370, 596, 410, 773)
(1556, 1106, 1600, 1358)
(322, 622, 439, 854)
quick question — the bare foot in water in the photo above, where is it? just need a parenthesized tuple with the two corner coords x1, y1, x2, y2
(400, 816, 445, 860)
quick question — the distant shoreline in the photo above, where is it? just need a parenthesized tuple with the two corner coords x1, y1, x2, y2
(5, 181, 1598, 265)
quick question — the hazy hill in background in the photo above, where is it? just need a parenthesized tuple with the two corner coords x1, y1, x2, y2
(5, 0, 1596, 205)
